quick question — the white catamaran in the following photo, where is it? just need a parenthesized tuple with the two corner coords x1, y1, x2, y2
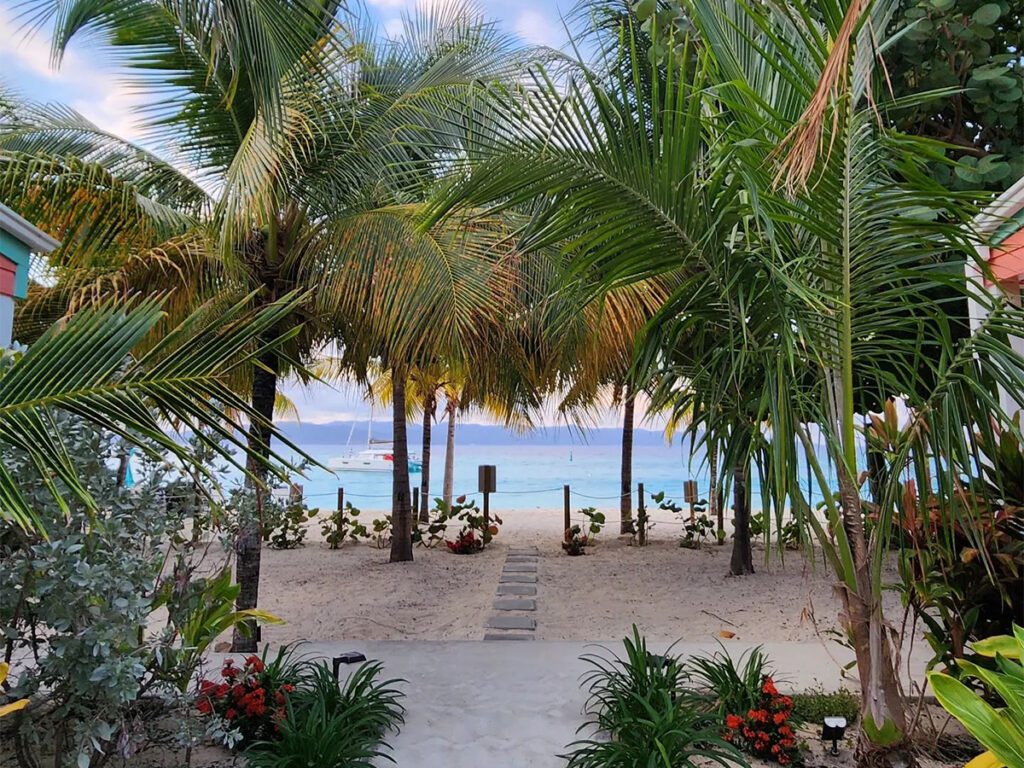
(328, 412, 422, 473)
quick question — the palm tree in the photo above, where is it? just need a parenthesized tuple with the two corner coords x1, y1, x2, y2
(427, 2, 1024, 762)
(2, 0, 530, 632)
(0, 294, 307, 534)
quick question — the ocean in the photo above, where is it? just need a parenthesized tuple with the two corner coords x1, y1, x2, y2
(278, 438, 834, 514)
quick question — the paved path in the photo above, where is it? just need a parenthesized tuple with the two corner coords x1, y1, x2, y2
(245, 639, 932, 768)
(485, 547, 540, 640)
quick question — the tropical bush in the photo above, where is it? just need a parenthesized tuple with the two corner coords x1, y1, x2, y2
(262, 493, 312, 550)
(565, 628, 744, 767)
(0, 411, 277, 768)
(443, 495, 501, 554)
(928, 625, 1024, 768)
(245, 662, 404, 768)
(895, 423, 1024, 671)
(322, 501, 368, 549)
(684, 645, 773, 720)
(562, 524, 588, 556)
(578, 507, 606, 543)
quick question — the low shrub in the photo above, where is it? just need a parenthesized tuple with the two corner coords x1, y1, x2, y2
(578, 507, 606, 543)
(562, 524, 588, 556)
(564, 627, 743, 768)
(245, 662, 404, 768)
(684, 644, 772, 719)
(791, 687, 858, 725)
(262, 494, 311, 550)
(443, 495, 501, 553)
(321, 501, 368, 549)
(722, 677, 801, 766)
(196, 647, 312, 747)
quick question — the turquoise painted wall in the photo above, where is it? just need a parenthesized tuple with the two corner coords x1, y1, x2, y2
(0, 229, 33, 299)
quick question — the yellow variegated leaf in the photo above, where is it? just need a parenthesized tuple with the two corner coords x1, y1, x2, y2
(0, 699, 29, 718)
(965, 751, 1004, 768)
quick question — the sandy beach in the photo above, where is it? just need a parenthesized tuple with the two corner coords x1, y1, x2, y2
(257, 505, 911, 647)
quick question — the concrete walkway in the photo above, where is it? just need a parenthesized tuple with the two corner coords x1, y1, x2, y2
(251, 639, 932, 768)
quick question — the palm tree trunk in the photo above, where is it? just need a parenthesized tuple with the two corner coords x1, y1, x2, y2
(620, 390, 635, 534)
(838, 471, 914, 766)
(442, 400, 456, 507)
(390, 367, 414, 562)
(709, 441, 722, 545)
(232, 347, 278, 652)
(730, 457, 754, 575)
(419, 392, 433, 522)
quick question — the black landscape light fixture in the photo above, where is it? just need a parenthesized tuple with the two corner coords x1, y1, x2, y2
(332, 651, 367, 680)
(821, 716, 848, 756)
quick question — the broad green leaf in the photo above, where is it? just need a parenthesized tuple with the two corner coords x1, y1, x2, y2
(929, 672, 1024, 767)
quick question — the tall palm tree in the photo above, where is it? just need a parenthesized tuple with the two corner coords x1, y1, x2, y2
(2, 0, 530, 632)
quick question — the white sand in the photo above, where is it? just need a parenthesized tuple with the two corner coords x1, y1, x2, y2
(258, 505, 912, 646)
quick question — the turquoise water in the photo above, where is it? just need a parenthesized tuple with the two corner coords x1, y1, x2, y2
(282, 440, 821, 513)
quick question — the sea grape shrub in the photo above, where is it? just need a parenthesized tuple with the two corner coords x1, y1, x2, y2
(651, 491, 713, 549)
(322, 501, 368, 549)
(443, 495, 501, 554)
(722, 677, 801, 766)
(260, 492, 311, 550)
(196, 656, 296, 747)
(414, 501, 457, 548)
(446, 529, 482, 554)
(578, 507, 606, 543)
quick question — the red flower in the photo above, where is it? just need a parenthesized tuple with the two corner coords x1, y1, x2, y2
(196, 697, 213, 715)
(456, 495, 466, 503)
(762, 677, 778, 696)
(726, 714, 744, 729)
(225, 707, 238, 719)
(244, 656, 265, 673)
(773, 711, 788, 725)
(232, 684, 247, 700)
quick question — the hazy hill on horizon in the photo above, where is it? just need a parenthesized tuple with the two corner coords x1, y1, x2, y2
(276, 420, 678, 448)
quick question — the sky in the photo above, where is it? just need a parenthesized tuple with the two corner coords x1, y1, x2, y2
(0, 0, 650, 430)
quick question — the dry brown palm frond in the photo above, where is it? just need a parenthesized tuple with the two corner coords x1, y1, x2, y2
(773, 0, 867, 192)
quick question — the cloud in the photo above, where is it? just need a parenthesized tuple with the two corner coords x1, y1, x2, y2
(514, 8, 561, 47)
(0, 6, 145, 141)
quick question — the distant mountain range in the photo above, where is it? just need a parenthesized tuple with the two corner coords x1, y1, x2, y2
(275, 420, 677, 448)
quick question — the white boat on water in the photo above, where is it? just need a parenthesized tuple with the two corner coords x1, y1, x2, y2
(328, 443, 422, 473)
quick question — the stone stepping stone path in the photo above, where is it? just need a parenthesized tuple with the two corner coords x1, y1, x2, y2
(485, 547, 540, 641)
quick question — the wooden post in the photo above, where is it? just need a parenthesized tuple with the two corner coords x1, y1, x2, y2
(335, 487, 344, 550)
(289, 483, 303, 506)
(563, 484, 571, 539)
(637, 482, 646, 546)
(684, 479, 698, 522)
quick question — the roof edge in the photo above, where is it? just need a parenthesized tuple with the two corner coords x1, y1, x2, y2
(976, 175, 1024, 236)
(0, 202, 61, 253)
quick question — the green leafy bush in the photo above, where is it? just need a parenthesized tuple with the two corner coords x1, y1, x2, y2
(579, 507, 606, 542)
(929, 625, 1024, 768)
(261, 492, 311, 549)
(0, 412, 269, 767)
(791, 687, 859, 725)
(564, 627, 744, 768)
(684, 645, 772, 720)
(245, 661, 404, 768)
(322, 501, 368, 549)
(442, 495, 501, 553)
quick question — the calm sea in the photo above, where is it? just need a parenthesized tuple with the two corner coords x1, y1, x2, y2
(280, 441, 835, 514)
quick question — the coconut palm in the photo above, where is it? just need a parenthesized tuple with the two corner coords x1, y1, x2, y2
(2, 0, 531, 633)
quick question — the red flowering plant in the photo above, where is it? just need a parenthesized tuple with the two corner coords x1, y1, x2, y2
(722, 677, 802, 766)
(195, 651, 302, 747)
